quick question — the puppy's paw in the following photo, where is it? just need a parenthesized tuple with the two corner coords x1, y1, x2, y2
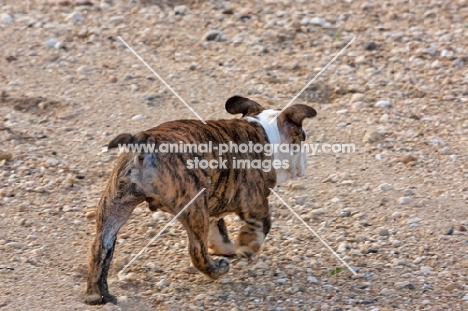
(203, 257, 230, 281)
(84, 293, 103, 305)
(235, 245, 257, 259)
(214, 257, 230, 276)
(84, 292, 117, 305)
(235, 226, 264, 259)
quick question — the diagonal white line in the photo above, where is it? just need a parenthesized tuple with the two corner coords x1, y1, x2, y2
(117, 36, 207, 124)
(117, 188, 206, 278)
(269, 36, 356, 124)
(269, 188, 357, 275)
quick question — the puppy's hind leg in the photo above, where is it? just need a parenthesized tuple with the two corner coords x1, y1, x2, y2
(84, 169, 145, 305)
(208, 218, 235, 256)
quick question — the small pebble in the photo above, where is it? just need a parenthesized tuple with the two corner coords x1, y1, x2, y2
(1, 13, 14, 23)
(363, 131, 383, 143)
(395, 281, 414, 289)
(365, 42, 378, 51)
(307, 276, 318, 283)
(375, 100, 392, 108)
(377, 183, 393, 191)
(379, 227, 390, 236)
(6, 242, 26, 249)
(253, 262, 270, 269)
(44, 39, 59, 48)
(174, 5, 188, 15)
(68, 12, 85, 23)
(131, 114, 146, 121)
(157, 278, 169, 288)
(86, 211, 96, 219)
(311, 208, 328, 215)
(351, 93, 365, 102)
(445, 226, 454, 235)
(398, 197, 413, 205)
(184, 266, 198, 274)
(206, 32, 227, 42)
(45, 158, 60, 167)
(401, 154, 418, 164)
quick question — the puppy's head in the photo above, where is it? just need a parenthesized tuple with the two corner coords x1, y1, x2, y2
(226, 96, 317, 184)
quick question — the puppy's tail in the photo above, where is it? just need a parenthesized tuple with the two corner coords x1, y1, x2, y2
(108, 133, 134, 149)
(108, 132, 155, 150)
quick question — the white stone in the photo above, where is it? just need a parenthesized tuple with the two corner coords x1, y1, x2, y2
(309, 16, 331, 28)
(307, 276, 318, 283)
(300, 17, 309, 25)
(421, 266, 431, 275)
(131, 114, 146, 121)
(399, 197, 413, 205)
(100, 2, 110, 10)
(0, 13, 14, 23)
(254, 262, 270, 269)
(408, 218, 421, 224)
(441, 49, 454, 58)
(45, 158, 60, 166)
(44, 39, 59, 48)
(377, 183, 393, 191)
(351, 93, 365, 102)
(195, 294, 205, 300)
(6, 242, 26, 249)
(380, 114, 389, 122)
(312, 208, 328, 215)
(152, 211, 166, 220)
(395, 281, 411, 289)
(337, 242, 348, 253)
(54, 41, 65, 49)
(375, 100, 392, 108)
(174, 5, 189, 15)
(108, 15, 124, 24)
(355, 55, 366, 64)
(363, 131, 383, 143)
(157, 278, 169, 288)
(68, 12, 86, 23)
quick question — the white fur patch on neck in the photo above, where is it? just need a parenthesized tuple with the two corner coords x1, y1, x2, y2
(245, 109, 282, 145)
(245, 109, 306, 184)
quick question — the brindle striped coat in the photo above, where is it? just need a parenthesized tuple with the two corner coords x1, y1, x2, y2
(85, 96, 316, 304)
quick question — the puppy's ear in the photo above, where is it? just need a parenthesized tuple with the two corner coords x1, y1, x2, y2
(108, 133, 134, 149)
(283, 104, 317, 126)
(225, 96, 264, 116)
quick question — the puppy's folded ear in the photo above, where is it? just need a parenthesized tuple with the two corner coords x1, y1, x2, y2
(108, 133, 134, 149)
(283, 104, 317, 126)
(225, 96, 264, 116)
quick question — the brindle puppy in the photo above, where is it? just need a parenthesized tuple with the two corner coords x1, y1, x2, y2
(84, 96, 316, 304)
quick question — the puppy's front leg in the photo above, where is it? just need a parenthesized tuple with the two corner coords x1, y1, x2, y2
(235, 198, 271, 259)
(179, 197, 230, 280)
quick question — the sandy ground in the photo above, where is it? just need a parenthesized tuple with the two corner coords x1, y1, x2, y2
(0, 0, 467, 310)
